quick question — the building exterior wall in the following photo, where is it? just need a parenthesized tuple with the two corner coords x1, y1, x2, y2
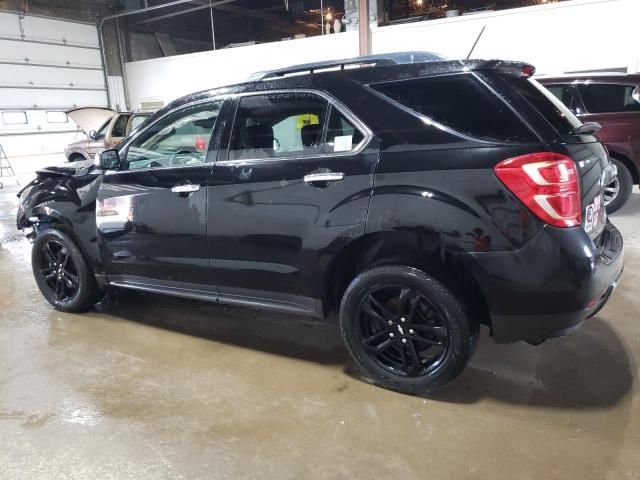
(124, 0, 640, 110)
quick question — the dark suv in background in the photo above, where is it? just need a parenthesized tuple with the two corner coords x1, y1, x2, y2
(17, 55, 623, 394)
(539, 74, 640, 213)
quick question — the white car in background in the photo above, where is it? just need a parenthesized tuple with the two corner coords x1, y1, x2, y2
(64, 107, 152, 162)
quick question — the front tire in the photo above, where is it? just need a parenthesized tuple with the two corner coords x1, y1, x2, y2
(604, 158, 633, 214)
(339, 265, 477, 395)
(31, 228, 101, 312)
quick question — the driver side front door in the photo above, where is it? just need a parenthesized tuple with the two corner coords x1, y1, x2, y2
(97, 99, 226, 287)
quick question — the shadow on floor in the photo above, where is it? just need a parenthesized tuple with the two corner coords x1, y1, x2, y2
(98, 288, 350, 366)
(99, 288, 633, 410)
(426, 316, 634, 409)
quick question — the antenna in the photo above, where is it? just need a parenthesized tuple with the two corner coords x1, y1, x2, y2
(466, 26, 486, 60)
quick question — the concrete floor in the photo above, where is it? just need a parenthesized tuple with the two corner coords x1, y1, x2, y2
(1, 185, 639, 480)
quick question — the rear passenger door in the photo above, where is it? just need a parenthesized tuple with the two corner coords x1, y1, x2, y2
(207, 90, 380, 313)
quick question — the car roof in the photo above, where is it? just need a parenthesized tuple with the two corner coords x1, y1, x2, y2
(155, 54, 533, 120)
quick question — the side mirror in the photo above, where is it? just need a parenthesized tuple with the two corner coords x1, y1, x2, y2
(89, 129, 98, 140)
(95, 149, 121, 170)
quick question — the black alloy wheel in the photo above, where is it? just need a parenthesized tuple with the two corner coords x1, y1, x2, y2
(357, 286, 449, 377)
(339, 265, 476, 394)
(37, 239, 80, 302)
(31, 228, 101, 312)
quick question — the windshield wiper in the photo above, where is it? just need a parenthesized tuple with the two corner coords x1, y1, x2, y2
(572, 122, 601, 135)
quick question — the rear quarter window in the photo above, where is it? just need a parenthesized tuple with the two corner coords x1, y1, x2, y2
(370, 73, 536, 143)
(496, 75, 583, 136)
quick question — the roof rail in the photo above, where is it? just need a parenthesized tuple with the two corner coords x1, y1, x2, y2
(248, 51, 446, 81)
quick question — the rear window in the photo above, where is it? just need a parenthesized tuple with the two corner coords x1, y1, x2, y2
(577, 83, 640, 113)
(503, 76, 583, 135)
(370, 73, 535, 143)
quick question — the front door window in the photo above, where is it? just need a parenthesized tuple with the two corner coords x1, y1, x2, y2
(124, 101, 223, 170)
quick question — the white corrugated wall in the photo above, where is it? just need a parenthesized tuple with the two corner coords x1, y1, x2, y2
(0, 11, 108, 180)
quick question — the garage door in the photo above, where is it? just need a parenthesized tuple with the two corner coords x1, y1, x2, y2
(0, 11, 107, 172)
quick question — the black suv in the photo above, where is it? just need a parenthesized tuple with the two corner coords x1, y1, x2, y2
(16, 54, 624, 394)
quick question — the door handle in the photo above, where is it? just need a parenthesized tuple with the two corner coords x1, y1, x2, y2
(171, 183, 201, 194)
(303, 172, 345, 184)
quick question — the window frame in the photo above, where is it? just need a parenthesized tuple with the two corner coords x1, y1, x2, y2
(110, 97, 228, 175)
(573, 81, 640, 115)
(218, 88, 372, 165)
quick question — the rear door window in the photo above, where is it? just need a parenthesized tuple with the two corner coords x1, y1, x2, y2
(325, 106, 364, 153)
(228, 92, 329, 161)
(370, 73, 536, 143)
(577, 83, 640, 113)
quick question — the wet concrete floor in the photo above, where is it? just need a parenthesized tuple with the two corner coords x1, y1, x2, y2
(1, 185, 639, 479)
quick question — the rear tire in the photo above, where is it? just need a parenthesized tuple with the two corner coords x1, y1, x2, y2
(605, 158, 633, 214)
(31, 228, 101, 312)
(339, 265, 477, 395)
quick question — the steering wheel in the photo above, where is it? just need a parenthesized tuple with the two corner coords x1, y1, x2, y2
(170, 149, 197, 165)
(146, 161, 162, 168)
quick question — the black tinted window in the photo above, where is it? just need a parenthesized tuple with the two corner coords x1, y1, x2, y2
(577, 83, 640, 113)
(229, 93, 328, 160)
(371, 73, 535, 143)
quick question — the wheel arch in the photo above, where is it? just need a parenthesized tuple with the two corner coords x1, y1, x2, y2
(323, 230, 491, 327)
(66, 149, 90, 162)
(608, 150, 639, 185)
(25, 209, 97, 271)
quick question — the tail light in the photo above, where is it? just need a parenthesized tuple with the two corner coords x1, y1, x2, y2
(195, 136, 206, 151)
(494, 152, 581, 227)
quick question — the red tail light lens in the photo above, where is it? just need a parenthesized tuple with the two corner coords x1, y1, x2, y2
(195, 136, 206, 151)
(494, 152, 581, 227)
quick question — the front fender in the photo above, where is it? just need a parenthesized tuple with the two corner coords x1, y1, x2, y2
(17, 172, 103, 269)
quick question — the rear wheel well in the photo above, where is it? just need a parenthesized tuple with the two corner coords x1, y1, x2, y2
(68, 152, 87, 162)
(324, 233, 491, 328)
(609, 152, 639, 185)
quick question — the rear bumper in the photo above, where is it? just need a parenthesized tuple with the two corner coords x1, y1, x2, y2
(490, 267, 622, 344)
(467, 221, 624, 344)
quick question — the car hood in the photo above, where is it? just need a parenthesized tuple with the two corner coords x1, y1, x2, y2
(66, 107, 115, 136)
(36, 159, 94, 179)
(66, 138, 91, 150)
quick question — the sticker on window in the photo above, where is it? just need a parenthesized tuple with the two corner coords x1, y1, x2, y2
(334, 135, 353, 152)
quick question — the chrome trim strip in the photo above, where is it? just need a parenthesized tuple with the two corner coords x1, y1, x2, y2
(303, 172, 344, 183)
(108, 88, 374, 175)
(171, 183, 201, 193)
